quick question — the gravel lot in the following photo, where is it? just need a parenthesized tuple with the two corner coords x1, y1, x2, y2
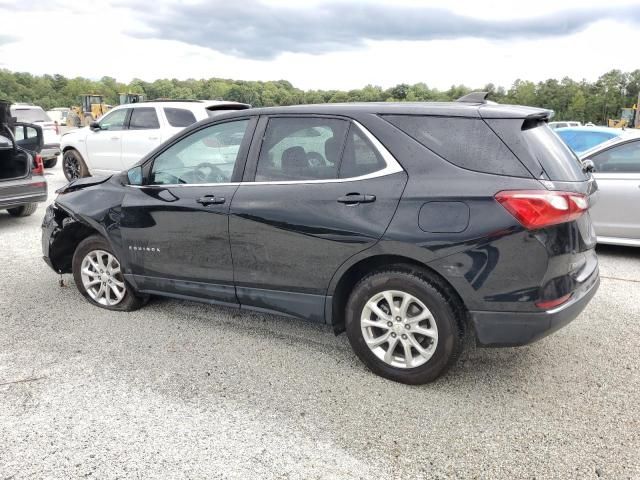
(1, 162, 639, 479)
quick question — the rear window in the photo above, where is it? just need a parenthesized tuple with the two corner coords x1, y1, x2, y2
(383, 115, 529, 177)
(11, 108, 50, 122)
(521, 123, 587, 181)
(164, 107, 197, 127)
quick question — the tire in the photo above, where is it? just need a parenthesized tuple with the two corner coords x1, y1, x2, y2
(62, 149, 89, 181)
(44, 157, 58, 168)
(7, 203, 38, 217)
(72, 235, 146, 311)
(345, 267, 464, 384)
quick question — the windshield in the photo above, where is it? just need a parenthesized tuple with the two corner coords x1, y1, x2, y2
(11, 108, 50, 123)
(556, 130, 619, 154)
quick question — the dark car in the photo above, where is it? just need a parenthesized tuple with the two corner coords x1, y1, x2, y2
(1, 101, 48, 217)
(42, 93, 599, 384)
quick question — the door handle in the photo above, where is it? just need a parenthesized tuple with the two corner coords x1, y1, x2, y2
(110, 137, 119, 141)
(197, 195, 225, 206)
(148, 136, 159, 140)
(337, 193, 376, 205)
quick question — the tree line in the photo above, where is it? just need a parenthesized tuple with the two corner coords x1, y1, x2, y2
(1, 68, 638, 124)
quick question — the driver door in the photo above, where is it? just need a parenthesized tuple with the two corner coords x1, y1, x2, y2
(120, 117, 256, 305)
(86, 108, 130, 175)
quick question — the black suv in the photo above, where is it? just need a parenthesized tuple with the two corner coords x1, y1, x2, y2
(42, 94, 599, 384)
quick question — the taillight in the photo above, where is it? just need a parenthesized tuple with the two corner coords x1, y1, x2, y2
(495, 190, 588, 229)
(32, 154, 44, 175)
(535, 294, 571, 310)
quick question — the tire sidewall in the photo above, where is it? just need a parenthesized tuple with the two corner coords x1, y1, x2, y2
(345, 271, 460, 384)
(72, 236, 139, 311)
(62, 150, 87, 181)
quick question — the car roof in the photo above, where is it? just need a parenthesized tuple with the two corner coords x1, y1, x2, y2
(116, 100, 251, 110)
(194, 101, 550, 121)
(579, 129, 640, 158)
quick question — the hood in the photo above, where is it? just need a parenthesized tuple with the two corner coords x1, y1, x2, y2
(56, 175, 112, 194)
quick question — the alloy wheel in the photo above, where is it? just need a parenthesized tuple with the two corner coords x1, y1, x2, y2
(80, 250, 126, 306)
(361, 290, 438, 369)
(63, 154, 80, 180)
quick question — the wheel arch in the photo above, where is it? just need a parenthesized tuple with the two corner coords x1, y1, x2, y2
(48, 211, 104, 274)
(327, 253, 468, 335)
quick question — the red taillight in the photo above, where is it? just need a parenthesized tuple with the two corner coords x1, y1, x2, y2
(536, 294, 571, 310)
(32, 154, 44, 175)
(495, 190, 588, 229)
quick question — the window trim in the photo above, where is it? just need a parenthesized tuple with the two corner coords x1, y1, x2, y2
(585, 138, 640, 175)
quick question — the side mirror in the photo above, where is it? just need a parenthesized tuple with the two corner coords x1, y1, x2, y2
(89, 121, 101, 131)
(127, 166, 143, 185)
(582, 159, 595, 174)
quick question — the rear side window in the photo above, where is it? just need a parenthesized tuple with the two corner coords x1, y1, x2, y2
(339, 126, 385, 178)
(384, 115, 529, 177)
(164, 108, 197, 127)
(129, 107, 160, 130)
(590, 140, 640, 173)
(255, 117, 348, 181)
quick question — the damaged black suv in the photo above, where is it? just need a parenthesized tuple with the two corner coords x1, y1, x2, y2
(42, 93, 599, 384)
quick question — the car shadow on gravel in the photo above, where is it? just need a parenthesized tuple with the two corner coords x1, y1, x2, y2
(596, 244, 640, 259)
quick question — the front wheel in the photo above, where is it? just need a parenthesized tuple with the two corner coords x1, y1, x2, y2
(62, 149, 88, 181)
(345, 268, 463, 384)
(72, 235, 146, 311)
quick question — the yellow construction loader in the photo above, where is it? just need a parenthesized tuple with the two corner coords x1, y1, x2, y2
(119, 93, 145, 104)
(67, 95, 111, 127)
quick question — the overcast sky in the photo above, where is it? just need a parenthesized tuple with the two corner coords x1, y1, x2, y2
(0, 0, 638, 90)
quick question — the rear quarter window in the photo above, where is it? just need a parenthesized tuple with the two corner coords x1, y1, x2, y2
(383, 115, 530, 177)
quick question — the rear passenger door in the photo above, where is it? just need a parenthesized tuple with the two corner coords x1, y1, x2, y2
(588, 139, 640, 240)
(229, 115, 407, 321)
(121, 106, 163, 169)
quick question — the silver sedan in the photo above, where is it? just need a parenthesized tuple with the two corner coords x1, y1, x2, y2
(580, 132, 640, 246)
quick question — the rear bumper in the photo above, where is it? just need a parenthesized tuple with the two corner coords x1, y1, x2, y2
(41, 143, 61, 160)
(0, 178, 48, 209)
(470, 266, 600, 347)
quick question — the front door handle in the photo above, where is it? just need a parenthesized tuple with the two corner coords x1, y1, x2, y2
(197, 195, 226, 206)
(337, 193, 376, 205)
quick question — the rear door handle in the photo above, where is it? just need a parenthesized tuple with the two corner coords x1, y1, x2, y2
(197, 195, 226, 206)
(337, 193, 376, 205)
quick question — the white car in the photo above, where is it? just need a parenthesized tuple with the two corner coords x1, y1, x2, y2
(60, 100, 250, 181)
(548, 121, 582, 129)
(11, 104, 61, 168)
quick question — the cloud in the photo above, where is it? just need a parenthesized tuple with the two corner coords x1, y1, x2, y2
(126, 1, 640, 59)
(0, 34, 17, 46)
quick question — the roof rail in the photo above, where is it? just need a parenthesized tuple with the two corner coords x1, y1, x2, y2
(456, 91, 490, 104)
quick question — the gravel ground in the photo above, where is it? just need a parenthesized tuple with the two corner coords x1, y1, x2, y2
(1, 163, 639, 479)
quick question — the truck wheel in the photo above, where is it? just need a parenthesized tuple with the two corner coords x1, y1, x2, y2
(7, 203, 38, 217)
(62, 149, 88, 181)
(345, 267, 464, 384)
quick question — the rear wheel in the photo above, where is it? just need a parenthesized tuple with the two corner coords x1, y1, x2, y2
(62, 149, 88, 181)
(345, 268, 463, 384)
(7, 203, 38, 217)
(72, 235, 146, 311)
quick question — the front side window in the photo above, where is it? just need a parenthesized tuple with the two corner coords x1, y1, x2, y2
(98, 108, 129, 131)
(150, 119, 249, 185)
(255, 117, 348, 181)
(129, 107, 160, 130)
(590, 141, 640, 173)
